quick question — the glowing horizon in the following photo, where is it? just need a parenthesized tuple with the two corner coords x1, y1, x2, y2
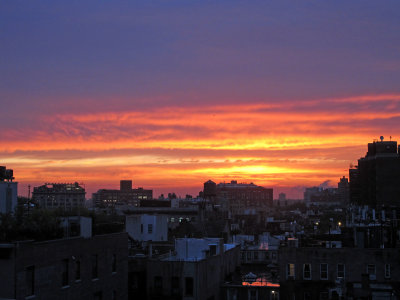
(2, 93, 399, 198)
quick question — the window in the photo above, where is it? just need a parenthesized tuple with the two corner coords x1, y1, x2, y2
(385, 264, 391, 278)
(210, 245, 217, 256)
(62, 259, 69, 286)
(140, 224, 143, 233)
(367, 264, 376, 280)
(253, 251, 258, 260)
(320, 292, 329, 300)
(304, 292, 311, 300)
(92, 254, 98, 279)
(185, 277, 194, 296)
(148, 224, 153, 234)
(75, 260, 81, 280)
(112, 290, 117, 300)
(320, 264, 328, 280)
(26, 266, 35, 296)
(94, 291, 102, 300)
(337, 264, 345, 279)
(264, 252, 270, 260)
(247, 251, 252, 260)
(303, 264, 311, 280)
(367, 264, 376, 275)
(112, 254, 117, 273)
(249, 289, 258, 300)
(287, 264, 295, 279)
(171, 276, 180, 296)
(154, 276, 162, 291)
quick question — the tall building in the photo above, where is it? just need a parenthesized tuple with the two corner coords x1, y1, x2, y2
(32, 182, 86, 210)
(0, 166, 17, 214)
(93, 180, 152, 207)
(337, 176, 350, 204)
(349, 138, 400, 208)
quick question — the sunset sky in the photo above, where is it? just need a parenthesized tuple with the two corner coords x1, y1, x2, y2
(1, 1, 400, 198)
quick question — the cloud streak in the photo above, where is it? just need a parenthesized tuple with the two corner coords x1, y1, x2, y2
(2, 93, 399, 197)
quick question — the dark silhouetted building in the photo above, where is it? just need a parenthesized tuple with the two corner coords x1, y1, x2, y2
(120, 180, 133, 191)
(203, 180, 217, 199)
(93, 180, 152, 207)
(279, 247, 400, 299)
(0, 165, 17, 214)
(0, 232, 128, 300)
(337, 176, 350, 204)
(32, 182, 86, 210)
(350, 139, 400, 208)
(216, 180, 273, 216)
(146, 238, 240, 300)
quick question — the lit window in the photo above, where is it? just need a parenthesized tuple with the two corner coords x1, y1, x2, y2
(287, 263, 295, 279)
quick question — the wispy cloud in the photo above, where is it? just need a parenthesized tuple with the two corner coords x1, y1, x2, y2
(2, 93, 399, 197)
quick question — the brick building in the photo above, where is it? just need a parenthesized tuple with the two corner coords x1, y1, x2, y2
(279, 247, 400, 299)
(0, 232, 128, 300)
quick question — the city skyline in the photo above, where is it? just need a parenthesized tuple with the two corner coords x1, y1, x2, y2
(1, 1, 400, 198)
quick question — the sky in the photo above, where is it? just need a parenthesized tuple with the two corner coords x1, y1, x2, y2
(1, 1, 400, 198)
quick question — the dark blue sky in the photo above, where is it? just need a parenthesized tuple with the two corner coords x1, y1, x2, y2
(2, 1, 400, 198)
(1, 1, 400, 118)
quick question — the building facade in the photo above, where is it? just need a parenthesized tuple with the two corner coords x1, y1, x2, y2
(350, 139, 400, 208)
(0, 232, 128, 300)
(93, 180, 152, 208)
(279, 247, 400, 299)
(146, 238, 240, 300)
(32, 182, 86, 210)
(215, 180, 273, 216)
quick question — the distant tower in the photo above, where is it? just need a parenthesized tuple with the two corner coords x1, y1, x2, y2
(203, 180, 217, 199)
(120, 180, 133, 191)
(337, 176, 349, 204)
(279, 193, 286, 202)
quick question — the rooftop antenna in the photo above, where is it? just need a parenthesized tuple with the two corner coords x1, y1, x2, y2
(380, 136, 384, 142)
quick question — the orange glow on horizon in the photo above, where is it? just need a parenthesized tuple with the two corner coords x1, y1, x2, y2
(2, 93, 400, 198)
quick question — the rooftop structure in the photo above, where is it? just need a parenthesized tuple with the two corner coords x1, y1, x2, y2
(0, 165, 18, 214)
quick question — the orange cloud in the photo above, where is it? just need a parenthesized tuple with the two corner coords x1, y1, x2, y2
(2, 93, 400, 198)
